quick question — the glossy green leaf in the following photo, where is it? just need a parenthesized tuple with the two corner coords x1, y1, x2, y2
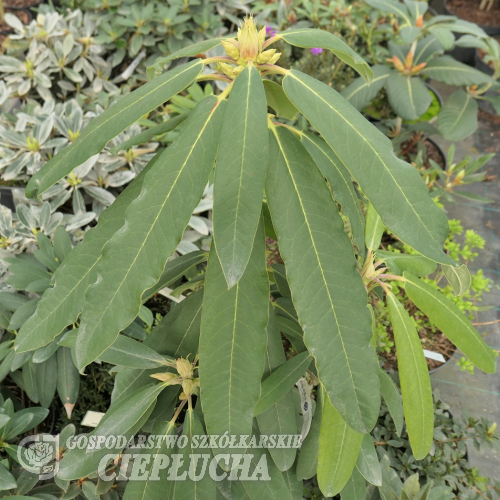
(0, 462, 17, 491)
(437, 90, 478, 142)
(387, 292, 433, 459)
(376, 250, 437, 277)
(57, 347, 79, 419)
(256, 310, 298, 471)
(318, 393, 363, 497)
(423, 56, 494, 86)
(301, 133, 365, 256)
(15, 153, 160, 354)
(378, 369, 404, 437)
(199, 221, 269, 459)
(282, 70, 454, 266)
(278, 29, 373, 82)
(341, 65, 391, 111)
(386, 74, 432, 121)
(76, 96, 226, 369)
(266, 127, 379, 434)
(254, 352, 312, 418)
(404, 272, 496, 373)
(263, 80, 298, 119)
(213, 65, 268, 287)
(443, 263, 471, 296)
(26, 60, 203, 198)
(356, 433, 382, 486)
(340, 467, 366, 500)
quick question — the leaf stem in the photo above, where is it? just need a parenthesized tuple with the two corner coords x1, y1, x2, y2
(170, 398, 187, 424)
(197, 74, 233, 84)
(203, 56, 234, 66)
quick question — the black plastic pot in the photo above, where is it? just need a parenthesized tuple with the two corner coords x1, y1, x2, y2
(0, 187, 16, 211)
(475, 48, 495, 75)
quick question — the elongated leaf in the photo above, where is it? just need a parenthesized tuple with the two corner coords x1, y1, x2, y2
(283, 465, 303, 500)
(0, 462, 17, 491)
(341, 467, 366, 500)
(26, 60, 203, 198)
(254, 352, 311, 417)
(443, 263, 471, 297)
(35, 353, 57, 408)
(277, 29, 373, 82)
(378, 369, 404, 437)
(365, 0, 412, 24)
(58, 384, 164, 480)
(318, 393, 363, 497)
(386, 74, 432, 121)
(376, 250, 437, 277)
(257, 310, 298, 472)
(341, 65, 391, 111)
(199, 220, 269, 459)
(404, 272, 496, 373)
(365, 204, 385, 252)
(266, 127, 379, 433)
(15, 152, 160, 353)
(57, 347, 79, 419)
(387, 292, 433, 459)
(423, 56, 493, 86)
(263, 80, 298, 119)
(275, 315, 303, 341)
(76, 96, 226, 369)
(98, 335, 171, 369)
(356, 433, 382, 486)
(282, 70, 454, 266)
(213, 65, 268, 287)
(301, 133, 365, 256)
(437, 90, 478, 141)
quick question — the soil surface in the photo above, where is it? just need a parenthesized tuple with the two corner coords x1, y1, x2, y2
(447, 0, 500, 27)
(0, 9, 30, 32)
(400, 137, 446, 170)
(5, 0, 40, 6)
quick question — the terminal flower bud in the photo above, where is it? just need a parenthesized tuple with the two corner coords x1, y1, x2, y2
(238, 15, 260, 61)
(415, 15, 424, 28)
(268, 52, 282, 64)
(404, 49, 414, 70)
(176, 357, 194, 379)
(221, 39, 240, 60)
(388, 55, 405, 72)
(218, 62, 237, 78)
(411, 62, 427, 74)
(257, 49, 276, 64)
(150, 372, 179, 384)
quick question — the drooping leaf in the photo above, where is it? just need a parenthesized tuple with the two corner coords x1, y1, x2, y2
(199, 220, 269, 459)
(213, 65, 269, 287)
(76, 96, 226, 369)
(15, 153, 161, 353)
(443, 263, 471, 296)
(26, 60, 203, 198)
(387, 292, 433, 459)
(35, 353, 57, 408)
(404, 272, 496, 373)
(266, 127, 379, 434)
(301, 133, 365, 256)
(277, 29, 373, 82)
(57, 347, 79, 419)
(376, 250, 437, 277)
(0, 462, 17, 491)
(282, 70, 454, 266)
(423, 56, 494, 86)
(386, 74, 432, 121)
(318, 392, 363, 497)
(356, 433, 382, 486)
(341, 65, 391, 111)
(437, 90, 478, 141)
(340, 467, 366, 500)
(263, 80, 298, 119)
(378, 369, 404, 437)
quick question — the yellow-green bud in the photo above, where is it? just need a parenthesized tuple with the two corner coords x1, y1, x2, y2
(488, 422, 497, 434)
(258, 26, 266, 50)
(238, 15, 260, 61)
(219, 62, 236, 79)
(176, 358, 194, 379)
(233, 65, 244, 77)
(221, 39, 240, 60)
(268, 52, 282, 65)
(257, 49, 276, 64)
(150, 372, 179, 384)
(182, 379, 195, 397)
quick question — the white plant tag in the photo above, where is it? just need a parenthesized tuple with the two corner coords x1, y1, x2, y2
(423, 349, 446, 363)
(81, 411, 105, 428)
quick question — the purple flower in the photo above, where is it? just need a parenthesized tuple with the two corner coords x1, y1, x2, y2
(266, 26, 277, 37)
(310, 47, 323, 55)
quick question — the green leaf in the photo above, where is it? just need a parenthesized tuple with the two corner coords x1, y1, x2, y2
(443, 263, 471, 296)
(277, 29, 373, 82)
(213, 65, 269, 287)
(386, 74, 432, 121)
(254, 352, 312, 417)
(301, 133, 365, 256)
(275, 315, 303, 341)
(34, 232, 58, 272)
(0, 292, 29, 312)
(378, 369, 404, 437)
(282, 70, 454, 265)
(22, 360, 39, 404)
(110, 113, 187, 154)
(0, 462, 17, 491)
(26, 60, 203, 198)
(76, 95, 226, 369)
(437, 90, 478, 141)
(365, 0, 412, 24)
(53, 227, 72, 264)
(340, 467, 366, 500)
(3, 407, 48, 440)
(98, 335, 172, 369)
(256, 310, 298, 472)
(356, 433, 382, 486)
(263, 80, 298, 120)
(266, 127, 380, 434)
(199, 220, 269, 458)
(341, 65, 391, 111)
(318, 393, 363, 497)
(404, 272, 496, 373)
(57, 347, 79, 419)
(35, 353, 57, 408)
(376, 250, 437, 277)
(58, 384, 164, 480)
(365, 204, 385, 252)
(423, 56, 494, 86)
(15, 152, 160, 353)
(283, 465, 303, 500)
(387, 292, 433, 459)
